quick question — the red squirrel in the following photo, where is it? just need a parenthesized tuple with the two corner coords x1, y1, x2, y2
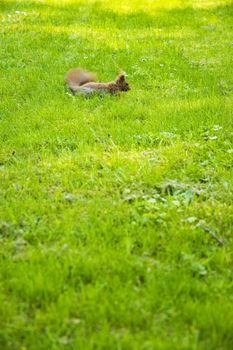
(65, 68, 130, 95)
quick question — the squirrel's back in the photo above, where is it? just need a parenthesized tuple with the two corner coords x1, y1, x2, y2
(65, 68, 96, 92)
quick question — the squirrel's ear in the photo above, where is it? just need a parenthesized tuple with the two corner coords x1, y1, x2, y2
(117, 74, 125, 83)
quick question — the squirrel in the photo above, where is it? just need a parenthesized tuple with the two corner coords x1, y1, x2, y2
(65, 68, 130, 95)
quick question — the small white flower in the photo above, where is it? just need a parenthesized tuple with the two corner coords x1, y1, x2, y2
(147, 198, 156, 204)
(209, 135, 218, 140)
(213, 125, 222, 131)
(186, 216, 197, 223)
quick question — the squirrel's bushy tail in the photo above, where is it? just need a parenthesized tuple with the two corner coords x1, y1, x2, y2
(65, 68, 96, 92)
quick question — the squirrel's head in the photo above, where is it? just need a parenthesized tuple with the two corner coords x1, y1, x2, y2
(116, 74, 130, 91)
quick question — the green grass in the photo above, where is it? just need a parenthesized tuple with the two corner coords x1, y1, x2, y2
(0, 0, 233, 349)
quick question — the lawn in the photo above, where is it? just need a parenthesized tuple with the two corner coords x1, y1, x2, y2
(0, 0, 233, 349)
